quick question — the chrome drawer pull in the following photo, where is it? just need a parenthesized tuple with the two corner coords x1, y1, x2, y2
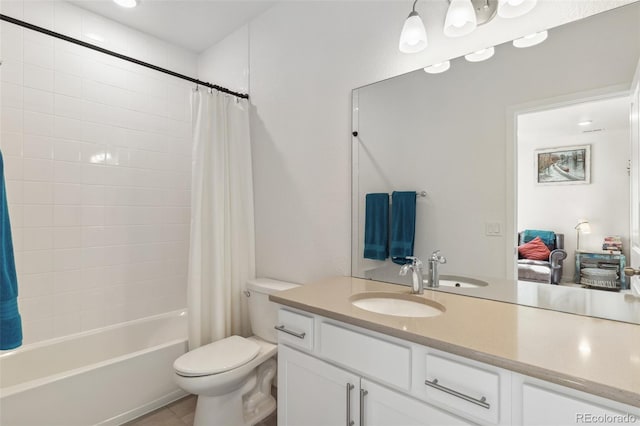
(359, 389, 368, 426)
(425, 378, 490, 409)
(274, 325, 306, 339)
(346, 383, 354, 426)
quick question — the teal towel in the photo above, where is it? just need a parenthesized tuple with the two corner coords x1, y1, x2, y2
(522, 229, 556, 247)
(0, 150, 22, 350)
(364, 193, 389, 260)
(390, 191, 416, 265)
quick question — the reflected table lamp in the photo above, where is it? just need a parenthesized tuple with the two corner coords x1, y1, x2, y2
(574, 220, 591, 251)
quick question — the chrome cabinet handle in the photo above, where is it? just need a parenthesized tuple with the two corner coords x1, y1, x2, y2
(425, 378, 490, 409)
(346, 383, 354, 426)
(274, 325, 306, 339)
(359, 388, 368, 426)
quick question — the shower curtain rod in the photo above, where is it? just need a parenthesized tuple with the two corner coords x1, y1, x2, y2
(0, 14, 249, 100)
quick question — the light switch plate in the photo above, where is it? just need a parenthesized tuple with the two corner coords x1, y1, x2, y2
(485, 221, 503, 236)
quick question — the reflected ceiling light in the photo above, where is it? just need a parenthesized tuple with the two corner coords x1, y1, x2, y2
(513, 30, 547, 48)
(424, 61, 451, 74)
(578, 120, 593, 126)
(399, 0, 428, 54)
(497, 0, 537, 18)
(444, 0, 477, 37)
(113, 0, 138, 8)
(464, 46, 495, 62)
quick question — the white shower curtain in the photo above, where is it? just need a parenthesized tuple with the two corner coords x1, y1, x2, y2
(188, 89, 255, 350)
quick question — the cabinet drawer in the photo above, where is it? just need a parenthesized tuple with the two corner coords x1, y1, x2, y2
(319, 322, 411, 390)
(425, 353, 500, 424)
(276, 309, 314, 351)
(522, 384, 634, 425)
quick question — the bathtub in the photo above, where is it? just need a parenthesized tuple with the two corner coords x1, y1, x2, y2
(0, 310, 188, 426)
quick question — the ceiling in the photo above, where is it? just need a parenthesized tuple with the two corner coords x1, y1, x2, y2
(68, 0, 275, 53)
(518, 95, 631, 137)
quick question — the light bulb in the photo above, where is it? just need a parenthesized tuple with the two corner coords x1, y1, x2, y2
(498, 0, 537, 18)
(399, 12, 428, 53)
(444, 0, 477, 38)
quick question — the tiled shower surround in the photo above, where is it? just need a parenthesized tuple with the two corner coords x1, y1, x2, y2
(0, 0, 197, 344)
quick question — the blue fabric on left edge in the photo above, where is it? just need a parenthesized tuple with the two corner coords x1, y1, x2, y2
(390, 191, 417, 265)
(0, 150, 22, 350)
(363, 193, 389, 260)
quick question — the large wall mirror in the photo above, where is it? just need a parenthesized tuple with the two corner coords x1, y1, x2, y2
(351, 2, 640, 324)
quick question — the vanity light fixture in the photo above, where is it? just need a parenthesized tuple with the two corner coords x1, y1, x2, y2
(513, 30, 548, 48)
(398, 0, 538, 53)
(497, 0, 537, 19)
(423, 61, 451, 74)
(574, 220, 591, 251)
(113, 0, 138, 8)
(464, 46, 495, 62)
(444, 0, 477, 37)
(399, 0, 428, 54)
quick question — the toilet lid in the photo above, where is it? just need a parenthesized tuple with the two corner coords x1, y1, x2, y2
(174, 336, 260, 377)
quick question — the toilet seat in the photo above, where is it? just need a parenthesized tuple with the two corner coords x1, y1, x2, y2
(174, 336, 260, 377)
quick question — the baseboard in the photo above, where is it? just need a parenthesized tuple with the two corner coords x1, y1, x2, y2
(98, 389, 189, 426)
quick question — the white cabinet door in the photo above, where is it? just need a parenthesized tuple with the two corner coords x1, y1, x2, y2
(278, 345, 360, 426)
(361, 379, 474, 426)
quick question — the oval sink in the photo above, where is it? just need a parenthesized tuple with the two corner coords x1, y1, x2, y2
(350, 292, 445, 318)
(427, 276, 489, 289)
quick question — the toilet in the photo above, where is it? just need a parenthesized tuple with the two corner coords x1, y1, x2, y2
(173, 278, 299, 426)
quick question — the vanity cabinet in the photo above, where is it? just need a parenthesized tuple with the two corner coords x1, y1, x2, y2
(276, 307, 640, 426)
(278, 344, 472, 426)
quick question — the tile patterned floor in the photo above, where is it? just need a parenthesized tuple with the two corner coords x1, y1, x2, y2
(124, 394, 277, 426)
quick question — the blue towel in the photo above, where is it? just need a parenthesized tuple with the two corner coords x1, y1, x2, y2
(522, 229, 556, 248)
(363, 193, 389, 260)
(390, 191, 416, 265)
(0, 150, 22, 350)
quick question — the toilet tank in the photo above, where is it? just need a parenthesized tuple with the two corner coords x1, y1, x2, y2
(246, 278, 300, 343)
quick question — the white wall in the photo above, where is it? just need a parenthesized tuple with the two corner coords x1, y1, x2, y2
(1, 0, 196, 344)
(197, 1, 637, 285)
(518, 127, 630, 282)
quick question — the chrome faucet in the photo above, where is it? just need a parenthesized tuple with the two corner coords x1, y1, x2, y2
(426, 250, 447, 288)
(399, 256, 424, 294)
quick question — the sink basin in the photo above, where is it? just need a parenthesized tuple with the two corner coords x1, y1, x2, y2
(350, 292, 445, 318)
(434, 276, 489, 289)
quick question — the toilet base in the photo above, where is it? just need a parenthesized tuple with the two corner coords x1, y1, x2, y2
(192, 358, 277, 426)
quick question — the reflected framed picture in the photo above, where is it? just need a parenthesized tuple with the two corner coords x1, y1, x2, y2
(535, 144, 591, 185)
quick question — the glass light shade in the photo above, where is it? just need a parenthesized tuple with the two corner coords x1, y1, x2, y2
(424, 61, 451, 74)
(443, 0, 477, 38)
(497, 0, 537, 19)
(513, 30, 548, 48)
(399, 12, 428, 53)
(113, 0, 138, 8)
(464, 46, 495, 62)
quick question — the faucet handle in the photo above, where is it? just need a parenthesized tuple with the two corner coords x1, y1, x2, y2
(404, 256, 423, 267)
(430, 250, 447, 264)
(399, 264, 410, 276)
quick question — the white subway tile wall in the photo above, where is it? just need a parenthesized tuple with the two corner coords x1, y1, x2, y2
(0, 0, 197, 344)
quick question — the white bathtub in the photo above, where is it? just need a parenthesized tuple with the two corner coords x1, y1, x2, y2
(0, 310, 188, 426)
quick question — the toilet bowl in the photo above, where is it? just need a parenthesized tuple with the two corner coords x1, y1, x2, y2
(173, 278, 299, 426)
